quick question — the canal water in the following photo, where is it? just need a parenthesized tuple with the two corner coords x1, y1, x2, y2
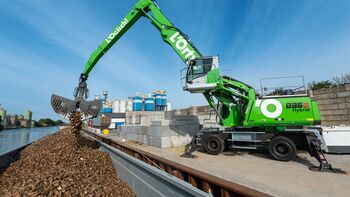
(0, 126, 59, 155)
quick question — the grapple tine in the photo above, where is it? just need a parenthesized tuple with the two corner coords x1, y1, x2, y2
(51, 94, 101, 120)
(79, 100, 102, 120)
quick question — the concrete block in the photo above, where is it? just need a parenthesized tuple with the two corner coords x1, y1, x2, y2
(119, 126, 126, 132)
(128, 126, 137, 133)
(313, 87, 336, 95)
(148, 126, 182, 137)
(133, 126, 140, 133)
(136, 134, 145, 143)
(123, 126, 134, 133)
(120, 131, 128, 139)
(318, 104, 339, 110)
(164, 112, 175, 119)
(196, 114, 209, 121)
(347, 97, 350, 103)
(315, 86, 344, 93)
(345, 84, 350, 91)
(320, 109, 348, 116)
(314, 93, 337, 100)
(150, 136, 162, 148)
(195, 106, 208, 113)
(186, 120, 200, 125)
(341, 115, 350, 121)
(132, 126, 147, 135)
(334, 85, 347, 92)
(321, 120, 348, 126)
(189, 125, 200, 132)
(111, 130, 121, 136)
(169, 135, 192, 147)
(163, 127, 182, 136)
(339, 109, 348, 115)
(147, 126, 160, 136)
(151, 120, 170, 126)
(338, 103, 350, 109)
(142, 135, 151, 145)
(169, 120, 187, 126)
(161, 137, 171, 148)
(140, 126, 148, 135)
(317, 98, 346, 105)
(178, 125, 191, 133)
(151, 120, 162, 126)
(127, 133, 138, 141)
(337, 91, 350, 98)
(321, 115, 341, 121)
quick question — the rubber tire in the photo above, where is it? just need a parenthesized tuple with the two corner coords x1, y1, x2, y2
(268, 136, 297, 161)
(204, 135, 225, 155)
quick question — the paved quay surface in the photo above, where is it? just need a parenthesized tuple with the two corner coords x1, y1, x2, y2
(96, 131, 350, 197)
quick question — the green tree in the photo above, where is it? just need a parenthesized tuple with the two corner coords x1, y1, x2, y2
(55, 120, 65, 126)
(35, 118, 66, 127)
(308, 80, 334, 90)
(37, 118, 56, 127)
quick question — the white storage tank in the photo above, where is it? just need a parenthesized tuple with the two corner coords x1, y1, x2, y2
(112, 100, 120, 113)
(166, 101, 171, 111)
(126, 98, 133, 111)
(119, 100, 127, 113)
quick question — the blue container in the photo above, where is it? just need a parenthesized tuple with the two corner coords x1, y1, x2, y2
(154, 93, 162, 106)
(161, 93, 167, 106)
(132, 96, 142, 111)
(115, 122, 124, 128)
(144, 97, 154, 111)
(154, 93, 162, 111)
(102, 108, 112, 113)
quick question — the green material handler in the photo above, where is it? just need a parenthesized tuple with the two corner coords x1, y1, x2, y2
(51, 0, 333, 171)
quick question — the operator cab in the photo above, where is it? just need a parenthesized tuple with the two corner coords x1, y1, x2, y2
(182, 56, 220, 93)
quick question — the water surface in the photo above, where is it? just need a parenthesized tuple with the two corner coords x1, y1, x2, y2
(0, 127, 58, 155)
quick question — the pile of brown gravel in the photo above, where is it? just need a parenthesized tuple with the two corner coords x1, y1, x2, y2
(0, 112, 134, 196)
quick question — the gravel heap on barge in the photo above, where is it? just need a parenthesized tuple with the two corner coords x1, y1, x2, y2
(0, 111, 134, 196)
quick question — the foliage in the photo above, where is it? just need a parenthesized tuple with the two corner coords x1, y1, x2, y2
(271, 88, 284, 95)
(32, 120, 40, 127)
(36, 118, 65, 127)
(308, 72, 350, 90)
(308, 80, 334, 90)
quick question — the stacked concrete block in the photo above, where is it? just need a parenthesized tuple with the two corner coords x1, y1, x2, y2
(311, 84, 350, 126)
(125, 111, 165, 126)
(118, 105, 221, 148)
(117, 120, 194, 148)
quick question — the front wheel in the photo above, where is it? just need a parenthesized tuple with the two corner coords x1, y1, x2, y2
(204, 135, 225, 155)
(268, 136, 297, 161)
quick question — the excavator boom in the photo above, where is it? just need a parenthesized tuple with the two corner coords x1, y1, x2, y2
(51, 0, 202, 119)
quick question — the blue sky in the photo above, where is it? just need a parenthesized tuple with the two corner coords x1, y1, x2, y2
(0, 0, 349, 120)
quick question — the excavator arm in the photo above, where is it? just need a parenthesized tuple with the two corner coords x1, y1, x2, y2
(52, 0, 203, 119)
(82, 0, 201, 77)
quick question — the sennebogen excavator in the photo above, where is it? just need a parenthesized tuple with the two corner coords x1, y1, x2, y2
(51, 0, 334, 171)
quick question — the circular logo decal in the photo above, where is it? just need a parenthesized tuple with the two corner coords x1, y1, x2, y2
(260, 99, 282, 118)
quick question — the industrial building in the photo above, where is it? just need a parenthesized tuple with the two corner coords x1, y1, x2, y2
(0, 106, 33, 130)
(89, 90, 172, 130)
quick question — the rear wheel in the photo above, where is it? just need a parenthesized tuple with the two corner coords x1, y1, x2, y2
(268, 136, 297, 161)
(204, 135, 225, 155)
